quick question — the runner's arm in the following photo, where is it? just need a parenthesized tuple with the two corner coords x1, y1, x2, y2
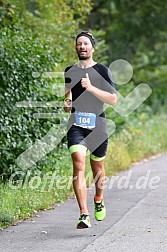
(81, 73, 117, 106)
(89, 86, 117, 106)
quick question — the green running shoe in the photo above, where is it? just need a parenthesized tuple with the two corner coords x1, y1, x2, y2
(76, 214, 91, 229)
(94, 200, 106, 221)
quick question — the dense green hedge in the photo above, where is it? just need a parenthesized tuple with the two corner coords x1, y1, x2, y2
(0, 0, 94, 179)
(0, 26, 63, 178)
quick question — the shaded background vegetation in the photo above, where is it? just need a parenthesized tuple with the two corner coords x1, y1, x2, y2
(0, 0, 167, 179)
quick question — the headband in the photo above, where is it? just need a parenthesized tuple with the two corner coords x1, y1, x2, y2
(76, 31, 95, 47)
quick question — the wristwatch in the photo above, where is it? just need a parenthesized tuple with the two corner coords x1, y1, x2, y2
(64, 98, 72, 102)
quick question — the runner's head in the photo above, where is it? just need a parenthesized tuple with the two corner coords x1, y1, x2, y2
(76, 31, 95, 47)
(76, 31, 95, 60)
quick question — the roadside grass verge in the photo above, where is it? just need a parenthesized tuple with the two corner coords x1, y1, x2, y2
(105, 114, 167, 175)
(0, 148, 73, 229)
(0, 114, 167, 229)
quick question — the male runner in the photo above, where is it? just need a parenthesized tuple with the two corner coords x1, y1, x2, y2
(64, 31, 117, 229)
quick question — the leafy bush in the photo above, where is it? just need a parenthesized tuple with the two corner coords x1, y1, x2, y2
(0, 0, 94, 179)
(0, 26, 63, 178)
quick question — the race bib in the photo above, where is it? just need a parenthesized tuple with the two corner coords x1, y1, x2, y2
(74, 111, 96, 129)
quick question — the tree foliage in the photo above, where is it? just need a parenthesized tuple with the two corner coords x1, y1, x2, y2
(0, 0, 92, 178)
(13, 0, 93, 65)
(88, 0, 167, 112)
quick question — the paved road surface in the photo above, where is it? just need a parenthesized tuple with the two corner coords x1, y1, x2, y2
(0, 154, 167, 252)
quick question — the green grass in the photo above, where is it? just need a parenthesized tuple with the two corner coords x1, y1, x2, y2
(0, 180, 73, 229)
(0, 148, 73, 229)
(105, 114, 167, 175)
(0, 114, 167, 229)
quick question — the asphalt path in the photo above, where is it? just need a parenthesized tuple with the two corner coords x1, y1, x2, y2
(0, 154, 167, 252)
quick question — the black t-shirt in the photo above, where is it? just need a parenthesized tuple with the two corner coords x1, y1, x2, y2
(64, 63, 116, 131)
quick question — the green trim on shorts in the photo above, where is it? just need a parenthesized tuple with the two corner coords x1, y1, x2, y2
(69, 144, 87, 155)
(90, 154, 105, 161)
(69, 145, 105, 160)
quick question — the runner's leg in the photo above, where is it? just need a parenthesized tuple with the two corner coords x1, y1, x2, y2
(90, 158, 105, 199)
(90, 156, 106, 221)
(71, 150, 89, 215)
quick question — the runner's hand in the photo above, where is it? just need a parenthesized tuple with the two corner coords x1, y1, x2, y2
(81, 73, 93, 92)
